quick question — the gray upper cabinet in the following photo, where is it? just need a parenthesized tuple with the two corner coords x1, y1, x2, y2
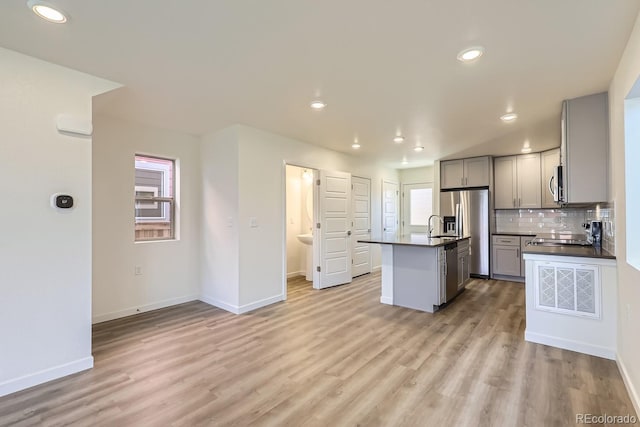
(562, 92, 609, 203)
(494, 154, 541, 209)
(494, 156, 517, 209)
(541, 148, 560, 208)
(440, 156, 490, 189)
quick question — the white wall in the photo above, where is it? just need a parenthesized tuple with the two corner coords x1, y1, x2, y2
(200, 125, 398, 312)
(92, 115, 201, 323)
(399, 165, 434, 185)
(0, 48, 119, 397)
(609, 10, 640, 413)
(200, 126, 241, 311)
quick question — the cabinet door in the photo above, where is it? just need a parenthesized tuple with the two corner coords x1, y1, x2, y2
(493, 245, 521, 276)
(464, 157, 490, 187)
(441, 160, 464, 189)
(463, 253, 470, 283)
(520, 237, 534, 277)
(517, 153, 541, 209)
(541, 148, 560, 208)
(457, 253, 465, 290)
(494, 156, 517, 209)
(565, 93, 608, 203)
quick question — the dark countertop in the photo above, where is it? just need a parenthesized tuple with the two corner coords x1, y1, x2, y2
(358, 234, 470, 248)
(523, 244, 616, 260)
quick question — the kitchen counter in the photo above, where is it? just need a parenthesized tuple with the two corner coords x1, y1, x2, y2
(358, 234, 470, 247)
(522, 244, 615, 259)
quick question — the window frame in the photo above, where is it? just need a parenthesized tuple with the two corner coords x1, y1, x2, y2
(134, 154, 176, 242)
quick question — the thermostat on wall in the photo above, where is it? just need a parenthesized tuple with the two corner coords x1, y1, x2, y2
(51, 194, 74, 210)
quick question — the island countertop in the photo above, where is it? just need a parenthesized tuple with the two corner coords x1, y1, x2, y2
(358, 234, 470, 248)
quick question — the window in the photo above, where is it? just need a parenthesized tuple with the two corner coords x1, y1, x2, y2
(625, 95, 640, 270)
(402, 183, 433, 234)
(135, 155, 175, 241)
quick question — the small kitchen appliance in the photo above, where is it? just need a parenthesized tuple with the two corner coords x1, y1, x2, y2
(589, 220, 603, 246)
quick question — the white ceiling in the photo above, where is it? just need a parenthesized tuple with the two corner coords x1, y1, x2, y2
(1, 1, 638, 168)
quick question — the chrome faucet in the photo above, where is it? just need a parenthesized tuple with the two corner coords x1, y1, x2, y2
(428, 214, 443, 238)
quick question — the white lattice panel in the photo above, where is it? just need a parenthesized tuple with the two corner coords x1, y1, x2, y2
(557, 268, 575, 310)
(534, 262, 600, 319)
(576, 269, 596, 314)
(538, 266, 556, 307)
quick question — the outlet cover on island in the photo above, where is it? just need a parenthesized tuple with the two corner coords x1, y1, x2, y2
(134, 266, 142, 275)
(249, 217, 258, 228)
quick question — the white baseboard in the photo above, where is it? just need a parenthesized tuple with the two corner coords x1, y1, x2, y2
(92, 294, 199, 324)
(380, 296, 393, 305)
(617, 355, 640, 416)
(0, 356, 93, 398)
(199, 294, 239, 314)
(287, 271, 305, 279)
(200, 294, 284, 315)
(524, 330, 616, 360)
(237, 294, 284, 314)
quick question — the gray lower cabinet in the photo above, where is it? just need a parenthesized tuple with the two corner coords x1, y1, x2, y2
(457, 240, 471, 290)
(520, 237, 534, 277)
(492, 235, 527, 278)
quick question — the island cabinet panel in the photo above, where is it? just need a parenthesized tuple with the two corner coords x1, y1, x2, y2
(392, 245, 441, 312)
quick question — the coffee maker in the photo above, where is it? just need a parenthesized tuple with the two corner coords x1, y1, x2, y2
(589, 221, 603, 246)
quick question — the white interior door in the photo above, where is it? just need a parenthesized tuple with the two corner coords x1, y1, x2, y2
(402, 183, 433, 234)
(316, 170, 352, 289)
(351, 176, 371, 277)
(382, 181, 399, 240)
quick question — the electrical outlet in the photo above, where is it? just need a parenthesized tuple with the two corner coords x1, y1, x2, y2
(134, 266, 142, 276)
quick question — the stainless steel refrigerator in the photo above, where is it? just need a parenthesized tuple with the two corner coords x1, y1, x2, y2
(440, 189, 490, 278)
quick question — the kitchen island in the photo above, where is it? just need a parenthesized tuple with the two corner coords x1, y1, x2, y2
(358, 234, 471, 313)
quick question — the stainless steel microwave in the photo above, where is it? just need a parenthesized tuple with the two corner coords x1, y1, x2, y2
(551, 165, 565, 203)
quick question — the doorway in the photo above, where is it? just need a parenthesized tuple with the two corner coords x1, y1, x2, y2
(285, 165, 316, 296)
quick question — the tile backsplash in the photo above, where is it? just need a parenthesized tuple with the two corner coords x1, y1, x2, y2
(495, 204, 615, 254)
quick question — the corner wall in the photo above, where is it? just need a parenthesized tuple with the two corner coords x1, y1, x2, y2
(609, 10, 640, 414)
(0, 48, 119, 397)
(200, 126, 241, 311)
(92, 115, 202, 323)
(200, 125, 398, 313)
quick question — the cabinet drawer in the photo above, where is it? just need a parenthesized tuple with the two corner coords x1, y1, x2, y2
(492, 235, 520, 246)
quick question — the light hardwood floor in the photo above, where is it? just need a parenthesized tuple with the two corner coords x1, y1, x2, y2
(0, 273, 636, 426)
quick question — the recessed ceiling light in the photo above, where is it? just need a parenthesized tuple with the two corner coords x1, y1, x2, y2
(521, 147, 532, 153)
(352, 142, 361, 149)
(27, 0, 67, 23)
(310, 100, 326, 110)
(401, 158, 409, 165)
(500, 112, 518, 122)
(457, 47, 484, 63)
(393, 135, 404, 143)
(413, 146, 424, 152)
